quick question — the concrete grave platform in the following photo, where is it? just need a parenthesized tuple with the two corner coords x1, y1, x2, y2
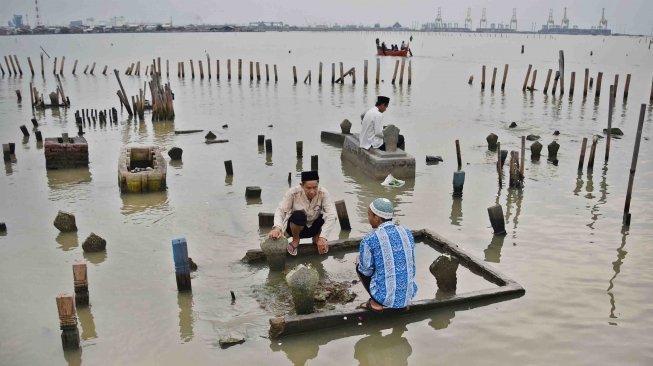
(44, 134, 89, 170)
(243, 229, 525, 338)
(341, 134, 415, 179)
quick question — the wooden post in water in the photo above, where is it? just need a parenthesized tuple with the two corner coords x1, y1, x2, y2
(587, 136, 599, 171)
(522, 64, 532, 92)
(399, 58, 405, 85)
(497, 141, 503, 187)
(190, 59, 195, 79)
(265, 63, 269, 82)
(293, 66, 297, 84)
(529, 70, 537, 91)
(623, 74, 631, 101)
(237, 59, 242, 80)
(311, 155, 318, 171)
(318, 62, 322, 84)
(72, 59, 78, 75)
(613, 74, 619, 99)
(408, 60, 412, 86)
(363, 60, 368, 85)
(10, 55, 19, 75)
(256, 62, 261, 81)
(595, 72, 603, 98)
(391, 60, 399, 85)
(265, 139, 272, 153)
(72, 260, 89, 306)
(650, 76, 653, 103)
(487, 205, 507, 235)
(376, 59, 380, 85)
(491, 67, 497, 91)
(198, 60, 204, 79)
(114, 69, 134, 116)
(172, 238, 192, 292)
(543, 69, 552, 94)
(569, 71, 576, 97)
(224, 160, 233, 176)
(520, 136, 525, 178)
(296, 141, 303, 158)
(177, 62, 180, 78)
(3, 56, 11, 76)
(552, 72, 559, 95)
(102, 65, 107, 75)
(206, 55, 210, 79)
(227, 59, 231, 80)
(249, 61, 253, 81)
(340, 62, 344, 83)
(60, 56, 65, 75)
(335, 200, 351, 230)
(559, 50, 565, 96)
(217, 60, 221, 80)
(56, 293, 80, 350)
(583, 68, 589, 97)
(166, 59, 169, 78)
(181, 62, 185, 78)
(40, 53, 44, 77)
(622, 104, 647, 226)
(455, 139, 462, 168)
(578, 137, 588, 170)
(274, 64, 278, 82)
(53, 57, 58, 74)
(605, 85, 614, 162)
(158, 57, 162, 76)
(481, 65, 486, 90)
(27, 57, 34, 76)
(501, 64, 508, 91)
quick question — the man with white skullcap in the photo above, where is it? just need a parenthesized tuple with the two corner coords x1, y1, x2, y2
(355, 198, 417, 312)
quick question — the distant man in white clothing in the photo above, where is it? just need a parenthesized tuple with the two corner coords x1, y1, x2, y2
(359, 96, 405, 151)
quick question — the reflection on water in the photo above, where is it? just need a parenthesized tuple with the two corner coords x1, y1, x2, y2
(504, 188, 523, 231)
(484, 235, 506, 263)
(607, 227, 628, 325)
(177, 292, 194, 342)
(77, 306, 98, 340)
(47, 167, 92, 190)
(354, 326, 412, 366)
(450, 197, 462, 226)
(152, 120, 175, 145)
(63, 348, 82, 366)
(56, 232, 79, 251)
(120, 192, 171, 225)
(5, 161, 13, 175)
(83, 250, 107, 265)
(169, 160, 183, 169)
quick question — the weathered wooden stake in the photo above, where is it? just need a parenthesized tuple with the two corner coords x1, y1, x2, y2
(487, 205, 506, 235)
(375, 58, 380, 85)
(613, 74, 619, 99)
(569, 71, 576, 97)
(491, 67, 497, 91)
(274, 64, 278, 82)
(53, 57, 58, 74)
(296, 141, 303, 158)
(27, 57, 34, 75)
(238, 58, 242, 80)
(249, 61, 253, 81)
(217, 59, 220, 80)
(497, 141, 503, 186)
(60, 56, 65, 75)
(543, 69, 552, 94)
(265, 139, 272, 153)
(481, 65, 486, 90)
(56, 293, 80, 350)
(407, 60, 412, 86)
(520, 136, 525, 178)
(391, 60, 399, 85)
(172, 238, 192, 292)
(595, 72, 603, 98)
(224, 160, 233, 176)
(583, 68, 589, 97)
(578, 137, 588, 170)
(452, 171, 465, 197)
(363, 60, 368, 85)
(72, 260, 89, 306)
(650, 76, 653, 103)
(399, 58, 406, 85)
(529, 69, 537, 91)
(190, 59, 195, 78)
(522, 64, 532, 91)
(311, 155, 318, 170)
(258, 135, 265, 145)
(335, 200, 351, 230)
(166, 59, 169, 77)
(501, 64, 508, 91)
(623, 74, 631, 101)
(198, 60, 204, 79)
(265, 63, 269, 82)
(605, 85, 614, 162)
(227, 59, 231, 80)
(293, 66, 297, 84)
(552, 72, 559, 95)
(206, 55, 210, 79)
(622, 104, 647, 226)
(256, 62, 261, 81)
(40, 53, 44, 77)
(587, 136, 598, 171)
(455, 139, 462, 168)
(340, 62, 344, 83)
(20, 125, 29, 137)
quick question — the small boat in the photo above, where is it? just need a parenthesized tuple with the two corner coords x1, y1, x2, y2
(376, 47, 410, 57)
(118, 146, 167, 193)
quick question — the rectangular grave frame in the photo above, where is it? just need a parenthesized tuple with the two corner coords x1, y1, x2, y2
(244, 229, 525, 338)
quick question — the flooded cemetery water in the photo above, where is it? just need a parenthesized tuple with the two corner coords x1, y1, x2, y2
(1, 32, 653, 365)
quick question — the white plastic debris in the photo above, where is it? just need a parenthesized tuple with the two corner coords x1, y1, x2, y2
(381, 174, 405, 188)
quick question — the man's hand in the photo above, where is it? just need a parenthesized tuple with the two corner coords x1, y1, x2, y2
(268, 227, 282, 240)
(317, 237, 329, 255)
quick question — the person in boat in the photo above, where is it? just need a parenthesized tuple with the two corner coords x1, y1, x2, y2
(355, 198, 417, 312)
(381, 41, 387, 54)
(400, 41, 406, 50)
(268, 170, 337, 256)
(360, 96, 405, 151)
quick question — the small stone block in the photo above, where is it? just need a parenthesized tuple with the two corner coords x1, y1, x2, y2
(246, 186, 262, 198)
(53, 210, 78, 232)
(82, 232, 106, 252)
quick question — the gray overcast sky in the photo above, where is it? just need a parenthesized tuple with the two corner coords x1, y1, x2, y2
(2, 0, 653, 35)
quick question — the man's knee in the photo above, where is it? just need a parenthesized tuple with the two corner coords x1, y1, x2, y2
(289, 210, 307, 226)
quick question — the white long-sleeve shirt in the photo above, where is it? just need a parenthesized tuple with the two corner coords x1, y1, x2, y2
(273, 185, 338, 240)
(360, 106, 384, 149)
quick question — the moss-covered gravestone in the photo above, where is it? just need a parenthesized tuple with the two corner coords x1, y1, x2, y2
(286, 265, 319, 314)
(429, 255, 459, 292)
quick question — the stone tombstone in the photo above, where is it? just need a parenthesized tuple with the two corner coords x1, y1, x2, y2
(429, 255, 460, 292)
(205, 131, 216, 140)
(82, 233, 106, 252)
(286, 265, 319, 315)
(260, 238, 287, 271)
(168, 147, 183, 160)
(548, 141, 560, 159)
(486, 133, 498, 150)
(340, 119, 352, 134)
(53, 211, 78, 232)
(530, 141, 543, 159)
(382, 124, 400, 152)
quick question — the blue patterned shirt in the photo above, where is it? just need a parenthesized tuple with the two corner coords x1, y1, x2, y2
(358, 221, 417, 308)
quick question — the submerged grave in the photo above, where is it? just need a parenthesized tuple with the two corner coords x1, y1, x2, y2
(118, 146, 167, 193)
(243, 229, 524, 338)
(44, 134, 89, 170)
(340, 130, 415, 179)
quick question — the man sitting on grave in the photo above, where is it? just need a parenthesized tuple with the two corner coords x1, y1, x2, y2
(268, 170, 337, 256)
(360, 96, 405, 151)
(355, 198, 417, 312)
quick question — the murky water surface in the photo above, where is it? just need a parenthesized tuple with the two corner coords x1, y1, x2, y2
(1, 32, 653, 365)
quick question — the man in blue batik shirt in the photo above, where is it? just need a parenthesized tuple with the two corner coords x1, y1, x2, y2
(355, 198, 417, 312)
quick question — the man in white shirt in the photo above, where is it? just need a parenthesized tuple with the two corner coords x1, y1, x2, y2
(360, 96, 404, 151)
